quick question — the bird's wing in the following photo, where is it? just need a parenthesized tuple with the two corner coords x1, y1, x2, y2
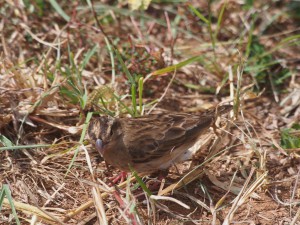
(119, 113, 214, 164)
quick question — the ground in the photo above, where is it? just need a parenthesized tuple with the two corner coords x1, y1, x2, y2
(0, 0, 300, 224)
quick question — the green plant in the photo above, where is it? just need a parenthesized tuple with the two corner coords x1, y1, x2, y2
(246, 36, 291, 91)
(0, 185, 21, 225)
(280, 124, 300, 149)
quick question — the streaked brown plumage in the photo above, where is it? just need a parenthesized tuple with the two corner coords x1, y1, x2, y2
(87, 105, 232, 175)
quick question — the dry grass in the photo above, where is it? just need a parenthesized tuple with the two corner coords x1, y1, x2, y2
(1, 0, 300, 224)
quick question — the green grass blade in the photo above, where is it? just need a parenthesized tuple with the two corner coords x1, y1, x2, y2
(112, 93, 135, 116)
(104, 37, 116, 84)
(113, 46, 138, 116)
(152, 55, 203, 75)
(0, 185, 21, 225)
(214, 0, 227, 40)
(114, 47, 134, 84)
(129, 166, 152, 197)
(188, 5, 209, 24)
(0, 186, 6, 211)
(245, 14, 257, 59)
(81, 45, 98, 71)
(49, 0, 70, 22)
(87, 3, 203, 41)
(279, 34, 300, 44)
(66, 112, 93, 176)
(138, 77, 144, 114)
(131, 84, 137, 117)
(0, 144, 51, 151)
(0, 135, 14, 147)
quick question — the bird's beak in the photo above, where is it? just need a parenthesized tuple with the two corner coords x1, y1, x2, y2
(95, 139, 104, 156)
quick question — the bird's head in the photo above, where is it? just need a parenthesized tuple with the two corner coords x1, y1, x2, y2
(87, 116, 115, 156)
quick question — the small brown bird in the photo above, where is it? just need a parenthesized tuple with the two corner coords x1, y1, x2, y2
(88, 105, 232, 175)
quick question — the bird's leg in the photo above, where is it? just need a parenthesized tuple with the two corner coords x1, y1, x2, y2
(110, 171, 128, 185)
(96, 138, 128, 185)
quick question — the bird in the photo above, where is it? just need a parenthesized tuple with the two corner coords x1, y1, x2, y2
(87, 105, 232, 175)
